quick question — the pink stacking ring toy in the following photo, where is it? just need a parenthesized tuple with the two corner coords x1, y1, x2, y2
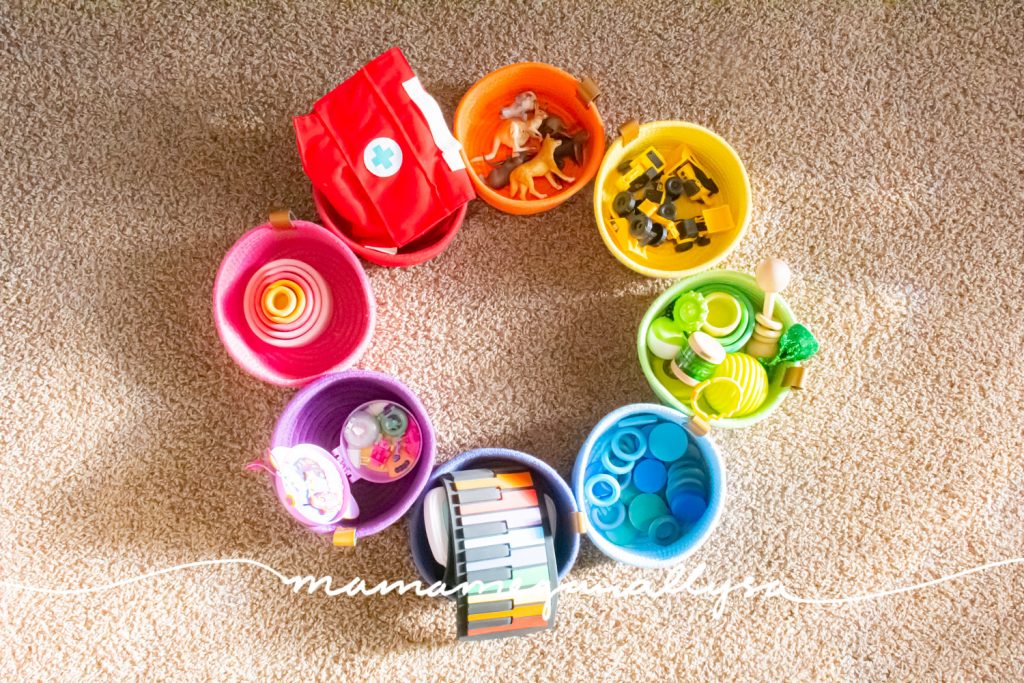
(213, 211, 375, 387)
(242, 259, 333, 347)
(265, 370, 436, 546)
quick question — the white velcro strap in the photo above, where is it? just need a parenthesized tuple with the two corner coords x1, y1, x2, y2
(402, 76, 466, 172)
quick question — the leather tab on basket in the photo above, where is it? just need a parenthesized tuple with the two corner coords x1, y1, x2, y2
(268, 209, 296, 230)
(332, 527, 356, 547)
(782, 365, 806, 390)
(573, 511, 588, 535)
(619, 120, 640, 144)
(687, 415, 711, 438)
(576, 77, 600, 107)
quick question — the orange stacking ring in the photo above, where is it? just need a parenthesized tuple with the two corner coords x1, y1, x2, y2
(454, 62, 605, 215)
(262, 279, 306, 324)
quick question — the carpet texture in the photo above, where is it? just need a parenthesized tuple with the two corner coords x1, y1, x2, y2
(2, 1, 1023, 680)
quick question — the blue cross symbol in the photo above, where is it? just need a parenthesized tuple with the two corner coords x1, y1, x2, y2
(371, 144, 395, 170)
(363, 137, 402, 177)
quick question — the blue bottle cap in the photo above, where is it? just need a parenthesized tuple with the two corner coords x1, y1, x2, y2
(665, 476, 706, 501)
(632, 458, 667, 494)
(666, 464, 707, 485)
(628, 493, 669, 532)
(648, 422, 689, 462)
(670, 492, 708, 524)
(603, 520, 638, 547)
(619, 482, 641, 505)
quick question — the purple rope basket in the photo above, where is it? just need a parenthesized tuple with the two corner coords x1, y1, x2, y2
(270, 370, 435, 539)
(407, 448, 580, 591)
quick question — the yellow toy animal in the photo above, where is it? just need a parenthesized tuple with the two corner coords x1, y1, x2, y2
(508, 136, 575, 200)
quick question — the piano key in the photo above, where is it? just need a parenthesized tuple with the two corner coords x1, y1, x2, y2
(467, 580, 552, 606)
(467, 600, 512, 615)
(465, 566, 512, 585)
(466, 615, 548, 638)
(460, 525, 544, 550)
(460, 521, 507, 539)
(452, 487, 501, 504)
(466, 545, 549, 573)
(466, 564, 552, 595)
(458, 506, 541, 528)
(467, 603, 546, 622)
(457, 488, 539, 515)
(466, 616, 512, 632)
(463, 543, 510, 563)
(453, 471, 534, 492)
(450, 469, 494, 481)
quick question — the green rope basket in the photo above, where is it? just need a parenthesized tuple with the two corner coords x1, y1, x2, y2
(637, 270, 800, 429)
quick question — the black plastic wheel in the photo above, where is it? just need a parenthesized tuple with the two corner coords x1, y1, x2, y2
(696, 235, 711, 247)
(629, 213, 654, 240)
(657, 202, 676, 220)
(674, 240, 694, 252)
(647, 224, 667, 246)
(612, 191, 637, 217)
(682, 178, 701, 198)
(664, 176, 685, 199)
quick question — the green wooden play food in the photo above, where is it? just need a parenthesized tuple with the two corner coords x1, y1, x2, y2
(637, 270, 800, 429)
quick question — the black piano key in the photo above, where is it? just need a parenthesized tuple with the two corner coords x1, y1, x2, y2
(463, 544, 510, 563)
(460, 521, 508, 539)
(450, 469, 495, 481)
(453, 487, 501, 504)
(467, 617, 512, 631)
(466, 567, 512, 584)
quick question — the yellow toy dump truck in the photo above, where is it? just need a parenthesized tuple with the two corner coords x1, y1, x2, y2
(608, 143, 734, 254)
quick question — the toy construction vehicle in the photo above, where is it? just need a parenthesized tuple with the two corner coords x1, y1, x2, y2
(609, 144, 734, 253)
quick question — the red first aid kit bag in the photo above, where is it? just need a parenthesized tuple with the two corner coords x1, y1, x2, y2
(294, 48, 475, 250)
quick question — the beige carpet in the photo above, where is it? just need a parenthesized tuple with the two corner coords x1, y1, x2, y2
(2, 1, 1023, 680)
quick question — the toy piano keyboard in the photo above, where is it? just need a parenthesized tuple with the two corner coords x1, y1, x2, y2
(425, 468, 559, 641)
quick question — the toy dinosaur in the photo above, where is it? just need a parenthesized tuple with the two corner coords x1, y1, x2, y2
(508, 136, 575, 200)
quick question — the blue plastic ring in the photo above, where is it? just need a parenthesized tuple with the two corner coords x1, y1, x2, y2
(601, 448, 634, 476)
(611, 428, 647, 462)
(585, 473, 622, 507)
(649, 515, 682, 546)
(615, 468, 633, 488)
(589, 501, 626, 530)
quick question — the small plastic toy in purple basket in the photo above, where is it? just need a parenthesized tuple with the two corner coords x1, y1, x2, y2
(250, 370, 435, 547)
